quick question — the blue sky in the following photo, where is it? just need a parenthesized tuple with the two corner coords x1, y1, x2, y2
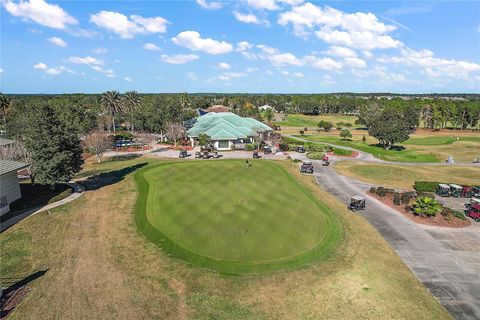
(1, 0, 479, 93)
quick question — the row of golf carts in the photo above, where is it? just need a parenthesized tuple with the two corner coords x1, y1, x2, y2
(436, 184, 480, 198)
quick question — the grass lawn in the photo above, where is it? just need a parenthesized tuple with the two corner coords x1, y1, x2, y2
(275, 114, 358, 128)
(136, 160, 340, 274)
(295, 135, 439, 162)
(403, 136, 480, 145)
(334, 161, 480, 190)
(0, 156, 451, 319)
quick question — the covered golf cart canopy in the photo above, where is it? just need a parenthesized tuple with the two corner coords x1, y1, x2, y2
(438, 183, 450, 189)
(351, 196, 365, 202)
(449, 184, 462, 189)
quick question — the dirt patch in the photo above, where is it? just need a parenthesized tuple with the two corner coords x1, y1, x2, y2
(369, 192, 471, 228)
(327, 151, 359, 158)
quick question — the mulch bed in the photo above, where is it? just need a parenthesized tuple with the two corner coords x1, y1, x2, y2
(115, 146, 152, 152)
(369, 192, 471, 228)
(326, 151, 359, 158)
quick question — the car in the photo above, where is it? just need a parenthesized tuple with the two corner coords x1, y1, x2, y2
(436, 184, 450, 197)
(300, 160, 314, 174)
(466, 203, 480, 222)
(296, 146, 305, 153)
(348, 196, 366, 212)
(178, 150, 188, 158)
(449, 184, 462, 198)
(263, 146, 272, 154)
(195, 151, 202, 159)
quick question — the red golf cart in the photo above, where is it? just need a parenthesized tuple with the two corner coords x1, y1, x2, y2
(466, 203, 480, 222)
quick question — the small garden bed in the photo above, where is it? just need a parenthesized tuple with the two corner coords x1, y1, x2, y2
(369, 187, 471, 228)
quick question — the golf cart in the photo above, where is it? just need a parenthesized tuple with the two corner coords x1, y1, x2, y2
(195, 151, 202, 159)
(212, 151, 220, 159)
(436, 184, 450, 197)
(348, 196, 366, 212)
(472, 186, 480, 198)
(449, 184, 462, 198)
(466, 198, 480, 210)
(253, 150, 260, 158)
(296, 146, 306, 153)
(461, 186, 473, 198)
(179, 150, 188, 158)
(466, 203, 480, 222)
(263, 146, 272, 154)
(202, 151, 210, 159)
(300, 160, 314, 174)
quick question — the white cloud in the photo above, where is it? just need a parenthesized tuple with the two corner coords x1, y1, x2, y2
(378, 48, 480, 78)
(90, 11, 169, 38)
(92, 47, 108, 54)
(343, 57, 366, 68)
(246, 67, 258, 72)
(67, 56, 103, 65)
(161, 54, 199, 64)
(172, 31, 233, 55)
(91, 65, 115, 77)
(0, 68, 3, 74)
(144, 43, 161, 51)
(278, 3, 402, 50)
(47, 36, 67, 47)
(305, 56, 342, 70)
(257, 45, 303, 66)
(266, 70, 273, 75)
(196, 0, 223, 10)
(293, 72, 304, 77)
(218, 62, 231, 69)
(187, 72, 198, 80)
(34, 62, 47, 69)
(124, 77, 132, 82)
(246, 0, 279, 11)
(34, 62, 63, 75)
(218, 72, 247, 81)
(236, 41, 253, 52)
(233, 11, 269, 26)
(322, 46, 356, 58)
(3, 0, 77, 29)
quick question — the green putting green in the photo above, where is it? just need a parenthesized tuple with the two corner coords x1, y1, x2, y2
(135, 160, 341, 274)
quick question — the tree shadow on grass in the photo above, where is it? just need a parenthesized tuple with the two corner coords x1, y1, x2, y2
(79, 163, 147, 191)
(106, 154, 141, 162)
(1, 270, 48, 318)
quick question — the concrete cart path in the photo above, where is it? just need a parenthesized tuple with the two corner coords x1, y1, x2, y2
(311, 161, 480, 320)
(1, 182, 85, 233)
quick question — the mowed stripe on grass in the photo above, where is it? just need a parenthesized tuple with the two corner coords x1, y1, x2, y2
(135, 160, 341, 273)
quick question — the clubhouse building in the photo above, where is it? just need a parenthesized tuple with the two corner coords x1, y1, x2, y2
(187, 112, 272, 150)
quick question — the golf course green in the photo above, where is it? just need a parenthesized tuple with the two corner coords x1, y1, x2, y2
(135, 160, 341, 274)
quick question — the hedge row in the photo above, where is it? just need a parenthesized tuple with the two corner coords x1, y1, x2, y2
(414, 181, 475, 192)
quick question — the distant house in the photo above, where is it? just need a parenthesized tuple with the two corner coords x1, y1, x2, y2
(201, 105, 230, 113)
(259, 104, 275, 112)
(187, 112, 272, 150)
(0, 138, 29, 215)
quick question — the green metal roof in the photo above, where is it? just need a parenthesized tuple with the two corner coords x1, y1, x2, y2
(187, 112, 271, 139)
(0, 160, 29, 176)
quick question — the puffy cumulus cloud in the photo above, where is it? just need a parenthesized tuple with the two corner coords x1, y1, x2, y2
(322, 46, 356, 58)
(195, 0, 222, 10)
(246, 0, 279, 11)
(233, 11, 269, 26)
(90, 11, 169, 38)
(172, 31, 233, 55)
(67, 56, 103, 65)
(91, 65, 115, 77)
(47, 36, 67, 47)
(144, 43, 161, 51)
(124, 77, 132, 82)
(34, 62, 47, 70)
(257, 45, 303, 66)
(218, 62, 231, 69)
(34, 62, 75, 75)
(343, 57, 367, 68)
(236, 41, 253, 52)
(161, 54, 199, 64)
(3, 0, 77, 29)
(305, 56, 342, 70)
(218, 72, 247, 81)
(278, 3, 401, 50)
(378, 48, 480, 78)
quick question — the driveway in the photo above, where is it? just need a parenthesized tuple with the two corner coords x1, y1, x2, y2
(312, 161, 480, 320)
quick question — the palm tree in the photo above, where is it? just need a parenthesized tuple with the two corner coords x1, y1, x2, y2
(412, 196, 442, 217)
(101, 91, 122, 133)
(123, 91, 141, 133)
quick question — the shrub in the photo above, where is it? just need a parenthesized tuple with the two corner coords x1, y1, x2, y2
(393, 193, 401, 205)
(278, 143, 289, 151)
(369, 187, 376, 194)
(307, 152, 325, 160)
(245, 144, 255, 151)
(401, 192, 414, 204)
(299, 130, 304, 135)
(414, 181, 441, 192)
(412, 196, 442, 217)
(376, 187, 386, 197)
(418, 191, 435, 199)
(453, 210, 466, 220)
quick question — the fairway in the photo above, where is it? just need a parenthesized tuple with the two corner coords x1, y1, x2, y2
(135, 160, 340, 273)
